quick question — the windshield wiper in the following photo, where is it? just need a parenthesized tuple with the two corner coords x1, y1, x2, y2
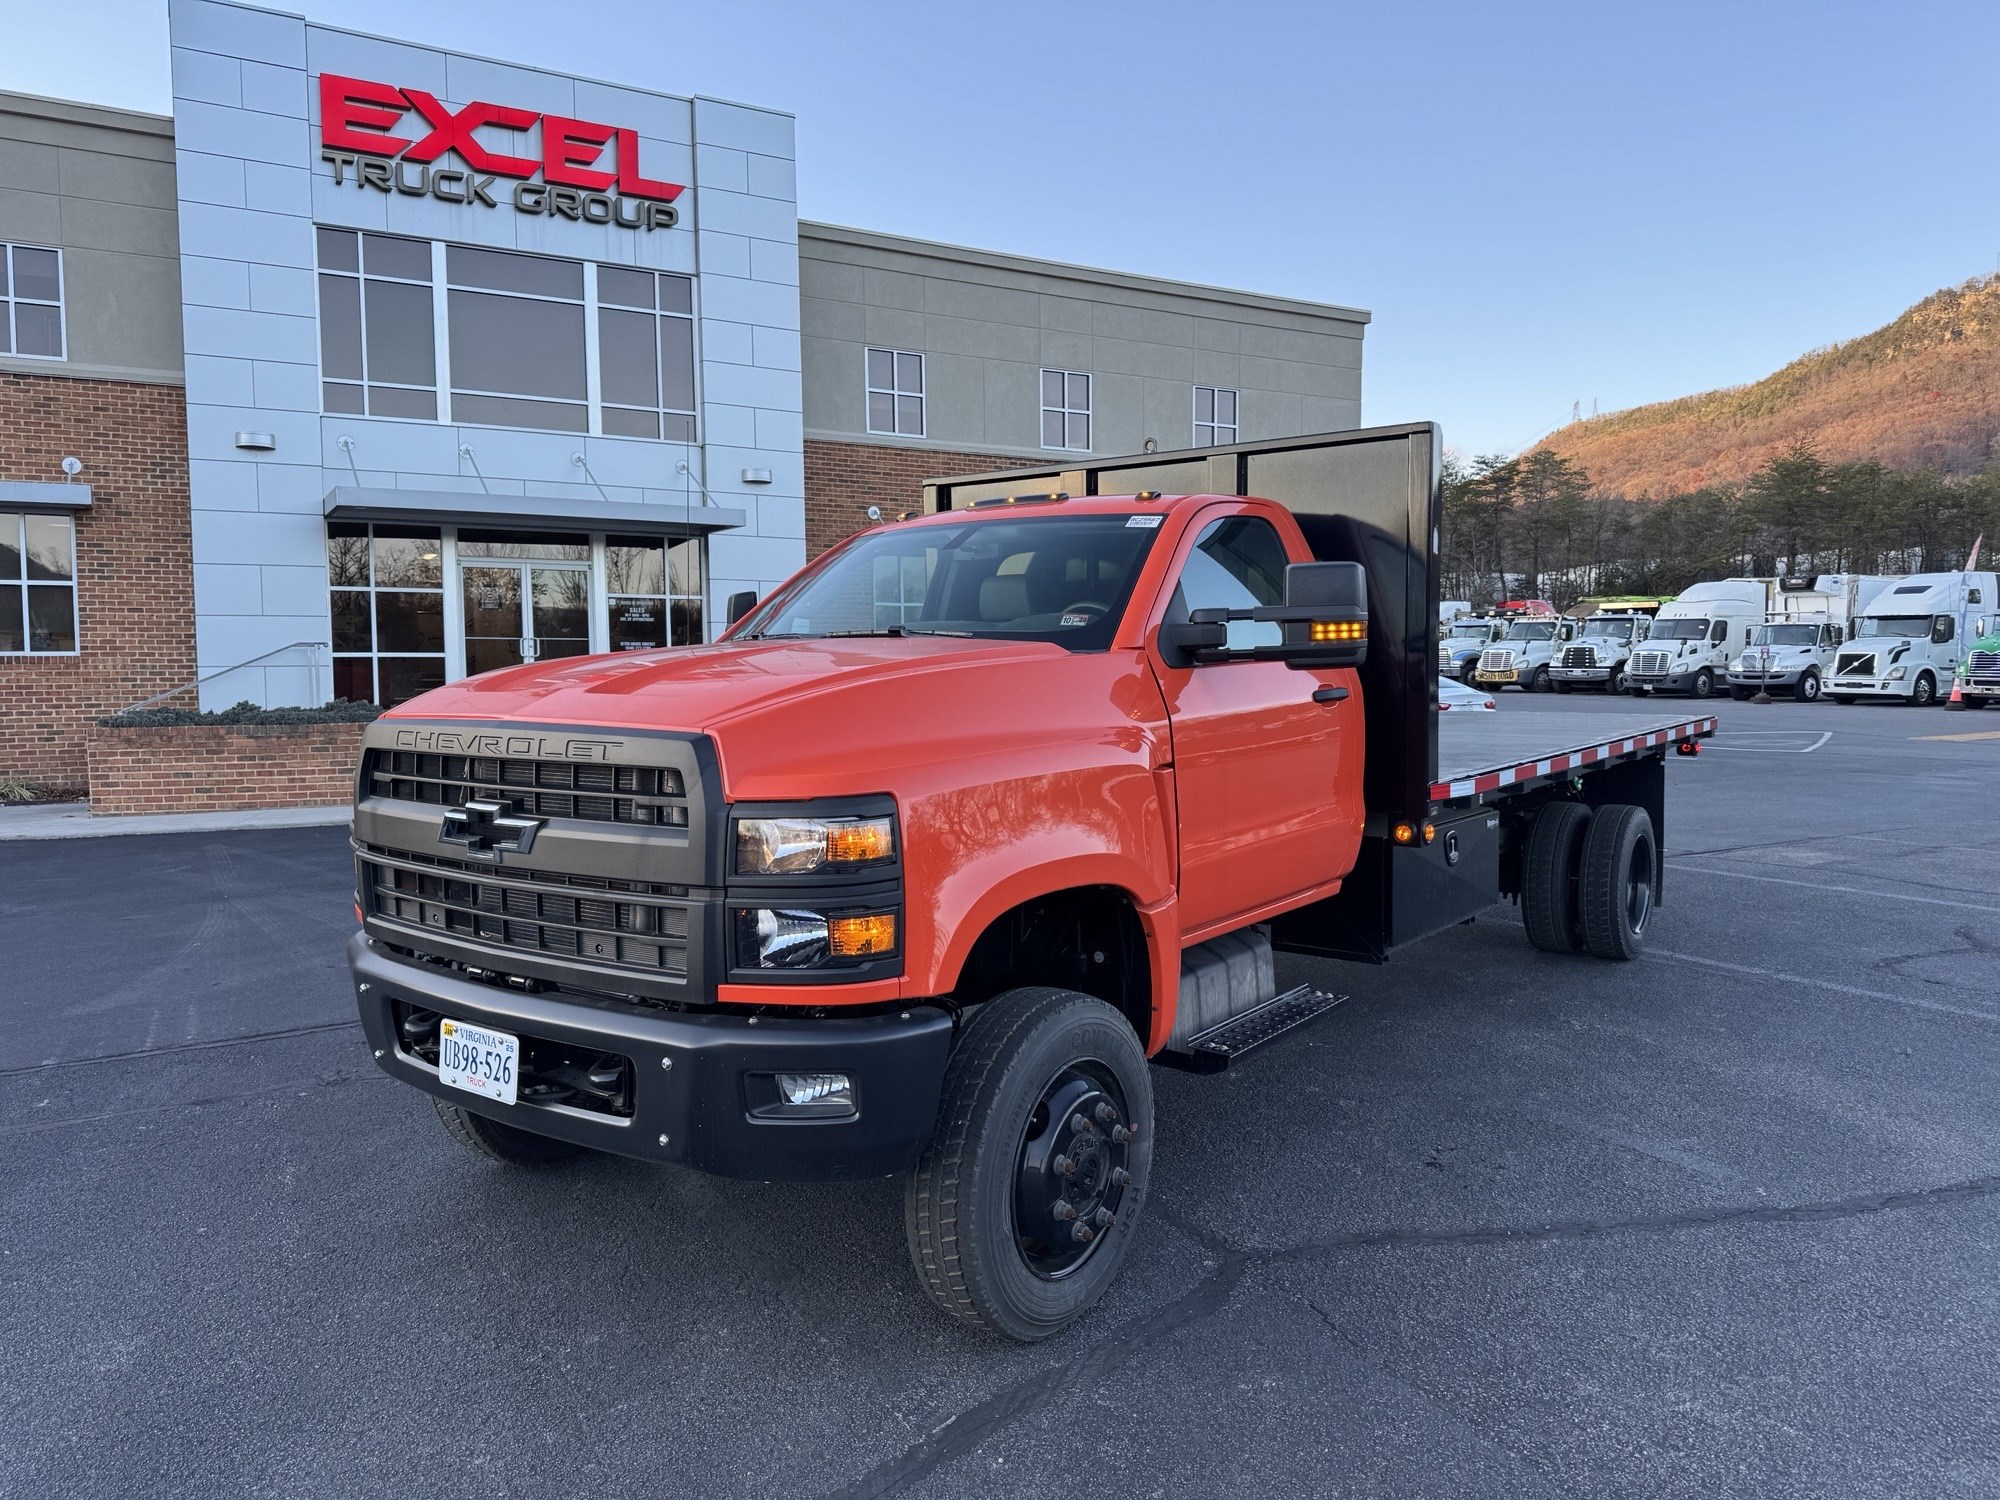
(743, 628, 906, 641)
(897, 624, 976, 637)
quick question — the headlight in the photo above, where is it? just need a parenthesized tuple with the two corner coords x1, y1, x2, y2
(735, 907, 898, 969)
(1887, 666, 1906, 681)
(735, 814, 896, 875)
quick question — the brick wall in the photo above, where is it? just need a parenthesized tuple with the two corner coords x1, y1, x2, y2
(803, 438, 1041, 556)
(85, 722, 365, 815)
(0, 373, 196, 785)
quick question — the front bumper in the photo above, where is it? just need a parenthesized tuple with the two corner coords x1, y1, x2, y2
(1725, 668, 1803, 688)
(1549, 666, 1612, 683)
(350, 933, 953, 1180)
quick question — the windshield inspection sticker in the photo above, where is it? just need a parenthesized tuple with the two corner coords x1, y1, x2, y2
(1060, 613, 1091, 627)
(1125, 513, 1164, 528)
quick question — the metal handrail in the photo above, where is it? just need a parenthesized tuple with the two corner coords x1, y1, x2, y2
(114, 641, 329, 715)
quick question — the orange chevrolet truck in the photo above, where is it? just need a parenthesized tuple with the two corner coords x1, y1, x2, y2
(347, 425, 1715, 1339)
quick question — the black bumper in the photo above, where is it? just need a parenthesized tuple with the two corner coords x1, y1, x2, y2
(349, 933, 953, 1180)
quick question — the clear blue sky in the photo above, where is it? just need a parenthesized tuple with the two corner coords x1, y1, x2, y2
(11, 0, 1997, 458)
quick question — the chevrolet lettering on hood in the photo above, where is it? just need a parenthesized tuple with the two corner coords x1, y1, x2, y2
(391, 728, 622, 761)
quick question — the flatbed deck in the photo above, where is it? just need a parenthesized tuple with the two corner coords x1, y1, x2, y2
(1432, 710, 1716, 806)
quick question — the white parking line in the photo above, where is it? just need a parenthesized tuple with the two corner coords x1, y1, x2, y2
(1702, 731, 1832, 754)
(1668, 862, 2000, 913)
(1650, 948, 2000, 1022)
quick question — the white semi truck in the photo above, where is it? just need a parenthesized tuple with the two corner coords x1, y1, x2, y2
(1829, 571, 1999, 705)
(1724, 574, 1896, 701)
(1439, 615, 1507, 683)
(1550, 611, 1653, 693)
(1473, 612, 1579, 693)
(1627, 580, 1768, 699)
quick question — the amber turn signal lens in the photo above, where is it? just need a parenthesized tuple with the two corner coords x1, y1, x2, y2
(1310, 619, 1366, 643)
(828, 913, 897, 958)
(824, 820, 895, 864)
(1391, 821, 1418, 845)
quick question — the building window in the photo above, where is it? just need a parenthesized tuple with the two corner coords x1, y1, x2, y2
(866, 348, 924, 437)
(316, 229, 437, 419)
(1, 244, 65, 360)
(446, 245, 588, 433)
(598, 269, 698, 442)
(0, 510, 78, 654)
(1041, 370, 1090, 451)
(606, 534, 705, 648)
(1194, 386, 1237, 446)
(327, 522, 446, 706)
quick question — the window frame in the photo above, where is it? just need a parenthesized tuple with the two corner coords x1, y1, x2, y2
(1167, 513, 1290, 653)
(865, 347, 926, 438)
(1193, 385, 1238, 447)
(1040, 369, 1092, 452)
(0, 509, 80, 656)
(1, 242, 67, 363)
(326, 521, 448, 707)
(312, 232, 700, 442)
(605, 532, 707, 651)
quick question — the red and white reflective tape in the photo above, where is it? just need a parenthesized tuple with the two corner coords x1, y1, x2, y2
(1429, 717, 1718, 803)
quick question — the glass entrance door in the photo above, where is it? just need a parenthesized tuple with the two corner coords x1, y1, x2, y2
(461, 563, 592, 676)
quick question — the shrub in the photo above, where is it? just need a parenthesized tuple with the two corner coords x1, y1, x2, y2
(98, 699, 384, 729)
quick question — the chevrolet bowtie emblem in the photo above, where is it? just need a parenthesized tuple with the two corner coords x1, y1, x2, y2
(439, 798, 543, 859)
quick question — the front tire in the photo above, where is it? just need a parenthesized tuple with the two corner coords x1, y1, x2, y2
(433, 1098, 584, 1165)
(1798, 669, 1821, 702)
(1911, 672, 1936, 707)
(1729, 686, 1753, 702)
(1832, 694, 1856, 705)
(1691, 667, 1715, 699)
(1529, 665, 1552, 693)
(1578, 805, 1658, 961)
(1609, 667, 1628, 694)
(906, 987, 1153, 1342)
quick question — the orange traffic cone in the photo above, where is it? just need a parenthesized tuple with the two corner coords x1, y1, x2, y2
(1946, 677, 1966, 711)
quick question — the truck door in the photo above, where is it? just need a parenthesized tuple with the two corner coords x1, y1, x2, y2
(1147, 508, 1354, 934)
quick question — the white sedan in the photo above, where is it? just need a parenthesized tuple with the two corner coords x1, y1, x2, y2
(1439, 676, 1498, 713)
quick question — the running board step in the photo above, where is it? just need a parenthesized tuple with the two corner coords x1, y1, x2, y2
(1157, 984, 1348, 1074)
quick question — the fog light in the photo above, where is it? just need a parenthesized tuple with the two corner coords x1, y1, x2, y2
(777, 1072, 853, 1108)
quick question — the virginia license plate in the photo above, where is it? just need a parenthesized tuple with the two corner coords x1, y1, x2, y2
(437, 1018, 519, 1106)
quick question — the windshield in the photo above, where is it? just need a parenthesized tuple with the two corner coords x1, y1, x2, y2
(1447, 621, 1492, 639)
(1856, 615, 1930, 639)
(1582, 619, 1634, 641)
(1650, 619, 1708, 641)
(734, 513, 1162, 651)
(1503, 621, 1556, 641)
(1750, 624, 1818, 647)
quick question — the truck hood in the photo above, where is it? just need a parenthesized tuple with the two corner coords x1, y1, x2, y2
(386, 635, 1068, 736)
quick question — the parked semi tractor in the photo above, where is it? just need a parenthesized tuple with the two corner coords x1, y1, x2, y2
(1831, 571, 1999, 705)
(1473, 607, 1578, 692)
(1627, 581, 1766, 698)
(1550, 610, 1653, 694)
(1950, 624, 2000, 708)
(1724, 574, 1894, 701)
(1438, 614, 1506, 683)
(345, 426, 1714, 1341)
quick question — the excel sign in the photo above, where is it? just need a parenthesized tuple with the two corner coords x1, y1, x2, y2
(317, 74, 685, 230)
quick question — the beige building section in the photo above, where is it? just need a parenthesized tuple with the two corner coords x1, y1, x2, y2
(799, 222, 1368, 461)
(0, 92, 183, 384)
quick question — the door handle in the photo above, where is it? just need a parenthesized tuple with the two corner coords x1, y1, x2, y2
(1312, 685, 1349, 705)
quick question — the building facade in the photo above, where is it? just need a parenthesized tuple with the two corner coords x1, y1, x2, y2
(0, 0, 1367, 786)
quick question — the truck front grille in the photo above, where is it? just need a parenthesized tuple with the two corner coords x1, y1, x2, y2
(1479, 648, 1513, 672)
(1631, 650, 1670, 675)
(1967, 650, 2000, 684)
(358, 844, 691, 976)
(1562, 645, 1596, 668)
(367, 749, 687, 828)
(1836, 650, 1876, 678)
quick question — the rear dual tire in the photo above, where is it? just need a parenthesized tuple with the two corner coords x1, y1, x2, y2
(1521, 802, 1658, 961)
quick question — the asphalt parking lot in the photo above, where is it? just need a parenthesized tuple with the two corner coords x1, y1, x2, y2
(5, 694, 1999, 1499)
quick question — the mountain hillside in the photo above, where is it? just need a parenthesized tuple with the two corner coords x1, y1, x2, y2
(1533, 276, 2000, 497)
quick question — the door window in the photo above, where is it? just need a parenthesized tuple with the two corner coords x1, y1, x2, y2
(1168, 516, 1289, 651)
(1932, 615, 1955, 645)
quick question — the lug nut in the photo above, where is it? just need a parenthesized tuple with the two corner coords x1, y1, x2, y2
(1093, 1207, 1116, 1228)
(1071, 1223, 1096, 1244)
(1053, 1154, 1074, 1176)
(1071, 1113, 1097, 1135)
(1111, 1125, 1135, 1145)
(1052, 1198, 1078, 1221)
(1110, 1167, 1132, 1187)
(1095, 1102, 1119, 1126)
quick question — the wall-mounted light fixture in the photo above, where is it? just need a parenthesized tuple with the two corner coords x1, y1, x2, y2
(235, 431, 277, 451)
(61, 456, 82, 481)
(741, 467, 773, 485)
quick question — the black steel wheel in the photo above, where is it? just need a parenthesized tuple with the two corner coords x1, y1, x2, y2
(1522, 801, 1592, 954)
(1529, 665, 1552, 693)
(1578, 804, 1658, 961)
(1730, 686, 1753, 702)
(1609, 666, 1628, 693)
(1691, 667, 1715, 699)
(906, 987, 1152, 1341)
(433, 1097, 583, 1165)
